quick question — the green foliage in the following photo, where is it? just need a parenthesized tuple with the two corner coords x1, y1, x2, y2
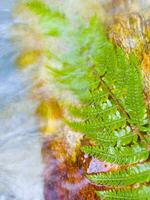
(122, 54, 146, 126)
(23, 1, 150, 199)
(82, 144, 148, 165)
(88, 163, 150, 186)
(25, 0, 67, 36)
(96, 186, 150, 200)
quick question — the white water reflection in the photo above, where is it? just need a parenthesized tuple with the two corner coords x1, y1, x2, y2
(0, 1, 44, 200)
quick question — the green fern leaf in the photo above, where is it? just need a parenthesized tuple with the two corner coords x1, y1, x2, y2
(96, 186, 150, 200)
(82, 144, 149, 164)
(124, 55, 146, 126)
(19, 2, 150, 198)
(25, 0, 67, 36)
(88, 163, 150, 186)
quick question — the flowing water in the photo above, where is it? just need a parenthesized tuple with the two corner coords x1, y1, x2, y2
(0, 1, 44, 200)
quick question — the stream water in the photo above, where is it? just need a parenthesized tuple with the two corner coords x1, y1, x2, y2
(0, 1, 44, 200)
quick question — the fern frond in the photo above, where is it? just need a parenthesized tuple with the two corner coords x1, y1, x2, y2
(67, 117, 126, 134)
(67, 117, 136, 146)
(80, 90, 109, 104)
(68, 102, 117, 119)
(88, 163, 150, 186)
(26, 0, 64, 18)
(25, 0, 67, 36)
(124, 55, 146, 126)
(20, 2, 150, 198)
(96, 186, 150, 200)
(82, 144, 149, 165)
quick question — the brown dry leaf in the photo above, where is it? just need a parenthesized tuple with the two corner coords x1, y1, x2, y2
(36, 98, 63, 135)
(16, 50, 42, 68)
(142, 53, 150, 107)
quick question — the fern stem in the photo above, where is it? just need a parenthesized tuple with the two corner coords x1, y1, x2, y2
(98, 77, 146, 142)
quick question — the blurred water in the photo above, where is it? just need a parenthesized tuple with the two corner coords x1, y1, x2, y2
(0, 1, 44, 200)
